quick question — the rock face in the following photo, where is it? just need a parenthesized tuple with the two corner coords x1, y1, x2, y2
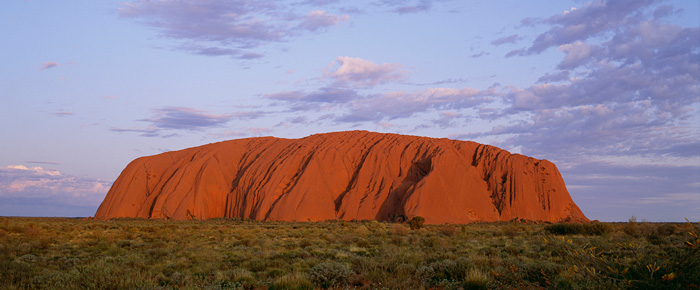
(95, 131, 588, 223)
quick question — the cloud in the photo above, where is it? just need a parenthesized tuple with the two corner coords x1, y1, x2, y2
(54, 111, 74, 117)
(0, 165, 111, 208)
(556, 41, 599, 69)
(377, 0, 434, 14)
(536, 70, 569, 83)
(25, 161, 62, 166)
(208, 127, 273, 139)
(6, 165, 61, 176)
(561, 162, 700, 221)
(323, 56, 406, 87)
(297, 10, 349, 32)
(141, 106, 234, 130)
(178, 44, 264, 59)
(509, 0, 659, 56)
(267, 87, 359, 103)
(111, 107, 267, 137)
(110, 126, 164, 138)
(40, 62, 60, 70)
(636, 193, 700, 205)
(337, 87, 494, 122)
(119, 0, 349, 58)
(266, 55, 501, 123)
(475, 1, 699, 165)
(431, 111, 461, 128)
(491, 34, 520, 46)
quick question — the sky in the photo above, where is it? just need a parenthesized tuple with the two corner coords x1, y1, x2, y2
(1, 0, 698, 222)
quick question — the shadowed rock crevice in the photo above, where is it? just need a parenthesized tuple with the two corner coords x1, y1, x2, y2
(95, 131, 588, 224)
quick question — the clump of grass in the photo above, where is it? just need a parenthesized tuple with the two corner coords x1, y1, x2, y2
(438, 225, 457, 236)
(463, 268, 490, 290)
(392, 224, 409, 236)
(269, 272, 314, 290)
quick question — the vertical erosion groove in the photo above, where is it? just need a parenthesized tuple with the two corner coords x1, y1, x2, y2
(334, 138, 383, 214)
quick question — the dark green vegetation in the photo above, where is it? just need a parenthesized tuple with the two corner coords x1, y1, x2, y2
(1, 217, 698, 289)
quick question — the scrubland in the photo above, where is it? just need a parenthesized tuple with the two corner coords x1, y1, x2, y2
(0, 217, 698, 289)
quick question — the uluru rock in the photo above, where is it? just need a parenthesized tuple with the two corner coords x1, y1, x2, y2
(95, 131, 588, 224)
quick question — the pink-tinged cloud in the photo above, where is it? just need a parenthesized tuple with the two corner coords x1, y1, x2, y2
(324, 56, 405, 87)
(40, 62, 60, 70)
(557, 41, 599, 69)
(0, 165, 111, 207)
(298, 10, 349, 32)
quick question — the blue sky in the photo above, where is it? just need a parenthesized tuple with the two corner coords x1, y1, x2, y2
(1, 0, 698, 221)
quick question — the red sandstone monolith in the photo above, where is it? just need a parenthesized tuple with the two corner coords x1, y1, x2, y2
(95, 131, 588, 223)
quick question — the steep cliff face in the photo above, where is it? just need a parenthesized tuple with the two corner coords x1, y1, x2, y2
(95, 131, 588, 223)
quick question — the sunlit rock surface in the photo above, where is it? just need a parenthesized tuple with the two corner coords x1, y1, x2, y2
(95, 131, 588, 223)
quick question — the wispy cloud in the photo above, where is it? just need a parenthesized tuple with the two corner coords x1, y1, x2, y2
(141, 106, 233, 130)
(636, 193, 700, 205)
(40, 62, 60, 70)
(267, 87, 359, 103)
(111, 107, 268, 138)
(491, 34, 520, 46)
(119, 0, 350, 59)
(110, 126, 164, 138)
(470, 51, 489, 58)
(25, 161, 62, 166)
(377, 0, 435, 14)
(337, 87, 493, 122)
(208, 127, 273, 139)
(54, 111, 74, 117)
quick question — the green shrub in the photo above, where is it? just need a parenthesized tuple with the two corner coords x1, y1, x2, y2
(544, 222, 610, 236)
(409, 216, 425, 230)
(416, 259, 470, 287)
(544, 223, 583, 235)
(309, 261, 352, 288)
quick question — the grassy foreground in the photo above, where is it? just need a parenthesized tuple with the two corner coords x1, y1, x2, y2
(0, 217, 698, 290)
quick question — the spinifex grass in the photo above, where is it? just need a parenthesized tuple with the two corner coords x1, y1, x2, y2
(0, 217, 697, 289)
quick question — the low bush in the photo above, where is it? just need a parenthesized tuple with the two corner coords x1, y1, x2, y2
(309, 261, 353, 288)
(409, 216, 425, 230)
(544, 222, 611, 236)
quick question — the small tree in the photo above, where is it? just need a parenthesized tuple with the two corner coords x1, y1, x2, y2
(409, 216, 425, 230)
